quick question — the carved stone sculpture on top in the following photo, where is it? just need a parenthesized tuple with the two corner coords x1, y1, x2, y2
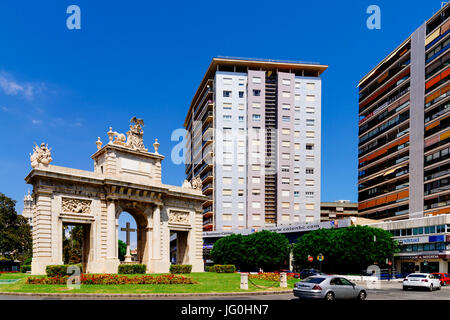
(191, 176, 202, 191)
(30, 143, 53, 168)
(181, 179, 192, 189)
(126, 117, 148, 152)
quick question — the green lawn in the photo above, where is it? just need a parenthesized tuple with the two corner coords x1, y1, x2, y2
(0, 272, 297, 294)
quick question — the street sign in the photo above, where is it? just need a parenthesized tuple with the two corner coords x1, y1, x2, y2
(317, 254, 324, 262)
(307, 255, 313, 262)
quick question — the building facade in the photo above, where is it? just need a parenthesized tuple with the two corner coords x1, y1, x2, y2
(358, 4, 450, 220)
(367, 215, 450, 274)
(320, 200, 358, 221)
(184, 57, 327, 231)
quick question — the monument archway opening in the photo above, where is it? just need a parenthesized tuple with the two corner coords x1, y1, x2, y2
(62, 222, 92, 272)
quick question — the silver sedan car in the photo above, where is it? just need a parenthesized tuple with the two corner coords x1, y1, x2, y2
(293, 275, 367, 300)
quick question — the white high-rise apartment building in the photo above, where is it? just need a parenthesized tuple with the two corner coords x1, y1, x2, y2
(184, 57, 327, 231)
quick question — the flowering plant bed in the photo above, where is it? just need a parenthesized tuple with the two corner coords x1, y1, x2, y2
(26, 274, 196, 285)
(249, 272, 296, 282)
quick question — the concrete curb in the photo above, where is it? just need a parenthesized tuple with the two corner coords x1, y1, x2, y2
(0, 290, 293, 298)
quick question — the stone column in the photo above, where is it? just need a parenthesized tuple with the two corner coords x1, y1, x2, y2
(104, 200, 119, 273)
(152, 205, 161, 259)
(31, 189, 55, 275)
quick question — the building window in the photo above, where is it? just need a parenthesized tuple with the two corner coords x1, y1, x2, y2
(238, 202, 244, 209)
(306, 168, 314, 174)
(295, 94, 300, 101)
(223, 177, 232, 184)
(223, 90, 232, 97)
(306, 155, 315, 160)
(238, 177, 244, 184)
(252, 202, 261, 208)
(282, 116, 290, 122)
(294, 191, 299, 197)
(223, 189, 232, 196)
(282, 202, 290, 208)
(238, 103, 245, 110)
(294, 143, 300, 150)
(223, 78, 233, 85)
(281, 165, 290, 172)
(306, 119, 315, 126)
(238, 116, 244, 122)
(223, 103, 232, 110)
(305, 216, 315, 222)
(282, 190, 290, 197)
(282, 79, 291, 86)
(305, 179, 314, 186)
(282, 91, 290, 98)
(238, 165, 245, 172)
(253, 89, 261, 96)
(252, 177, 260, 183)
(252, 164, 261, 171)
(252, 102, 261, 109)
(307, 83, 315, 90)
(252, 77, 261, 84)
(294, 155, 300, 161)
(306, 106, 315, 114)
(223, 202, 232, 208)
(294, 179, 300, 185)
(306, 191, 314, 198)
(305, 203, 315, 210)
(223, 115, 232, 121)
(252, 189, 261, 195)
(306, 131, 315, 138)
(282, 104, 291, 110)
(239, 91, 244, 98)
(238, 189, 244, 196)
(306, 143, 314, 150)
(306, 95, 315, 101)
(223, 165, 232, 171)
(282, 178, 290, 184)
(282, 153, 290, 160)
(294, 167, 300, 173)
(252, 114, 261, 121)
(282, 128, 290, 135)
(282, 141, 290, 147)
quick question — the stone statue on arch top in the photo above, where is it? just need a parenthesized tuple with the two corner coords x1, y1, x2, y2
(126, 116, 148, 152)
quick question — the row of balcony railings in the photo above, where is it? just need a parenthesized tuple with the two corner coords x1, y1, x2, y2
(359, 110, 410, 146)
(359, 57, 411, 102)
(360, 79, 410, 117)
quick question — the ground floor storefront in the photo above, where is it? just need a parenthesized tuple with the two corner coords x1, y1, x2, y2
(396, 254, 450, 275)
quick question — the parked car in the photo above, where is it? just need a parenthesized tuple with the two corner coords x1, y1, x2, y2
(299, 268, 325, 279)
(403, 273, 441, 291)
(431, 273, 450, 286)
(293, 275, 367, 300)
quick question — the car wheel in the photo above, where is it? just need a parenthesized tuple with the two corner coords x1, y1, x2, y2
(325, 291, 335, 301)
(429, 284, 433, 292)
(357, 291, 366, 301)
(402, 286, 408, 291)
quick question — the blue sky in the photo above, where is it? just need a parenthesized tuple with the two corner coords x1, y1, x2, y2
(0, 0, 441, 247)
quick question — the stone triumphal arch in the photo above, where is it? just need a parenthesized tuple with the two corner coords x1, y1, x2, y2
(26, 117, 205, 275)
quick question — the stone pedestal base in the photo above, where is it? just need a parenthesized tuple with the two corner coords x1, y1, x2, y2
(31, 258, 61, 275)
(148, 259, 171, 273)
(103, 258, 120, 273)
(124, 245, 132, 263)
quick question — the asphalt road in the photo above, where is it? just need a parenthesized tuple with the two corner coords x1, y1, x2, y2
(0, 282, 449, 300)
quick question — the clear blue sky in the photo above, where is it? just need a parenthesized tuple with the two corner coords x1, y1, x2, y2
(0, 0, 441, 247)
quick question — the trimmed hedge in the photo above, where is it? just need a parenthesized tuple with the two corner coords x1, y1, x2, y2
(21, 265, 31, 273)
(208, 264, 236, 273)
(169, 264, 192, 274)
(118, 264, 147, 274)
(45, 264, 83, 277)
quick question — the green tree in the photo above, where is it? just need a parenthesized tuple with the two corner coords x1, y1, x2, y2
(243, 230, 290, 271)
(118, 240, 127, 261)
(293, 225, 399, 274)
(210, 231, 290, 271)
(210, 234, 245, 268)
(0, 193, 32, 262)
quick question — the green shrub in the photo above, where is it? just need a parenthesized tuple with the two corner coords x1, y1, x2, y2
(45, 264, 83, 277)
(169, 264, 192, 274)
(205, 266, 215, 272)
(21, 265, 31, 273)
(117, 264, 147, 274)
(23, 257, 32, 265)
(212, 264, 236, 273)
